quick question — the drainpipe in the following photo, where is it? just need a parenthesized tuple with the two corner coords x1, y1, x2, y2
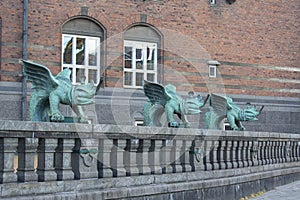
(21, 0, 28, 121)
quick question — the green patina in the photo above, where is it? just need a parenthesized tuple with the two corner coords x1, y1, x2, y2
(143, 80, 208, 128)
(206, 93, 264, 131)
(23, 60, 102, 123)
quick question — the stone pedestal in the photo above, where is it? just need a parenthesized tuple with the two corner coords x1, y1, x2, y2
(17, 138, 38, 182)
(0, 138, 18, 183)
(37, 138, 58, 181)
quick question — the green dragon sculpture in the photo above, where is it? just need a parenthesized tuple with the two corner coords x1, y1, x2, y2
(206, 93, 264, 130)
(23, 60, 102, 123)
(143, 80, 208, 128)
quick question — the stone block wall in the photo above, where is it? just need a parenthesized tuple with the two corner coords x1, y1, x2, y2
(0, 0, 299, 97)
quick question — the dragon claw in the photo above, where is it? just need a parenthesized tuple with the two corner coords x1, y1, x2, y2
(168, 121, 179, 128)
(50, 113, 64, 122)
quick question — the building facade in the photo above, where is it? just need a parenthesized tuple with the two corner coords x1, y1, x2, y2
(0, 0, 299, 132)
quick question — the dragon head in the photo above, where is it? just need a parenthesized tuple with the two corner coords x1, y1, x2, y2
(182, 93, 207, 115)
(240, 104, 264, 121)
(71, 81, 97, 105)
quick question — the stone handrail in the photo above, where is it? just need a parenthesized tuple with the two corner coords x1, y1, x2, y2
(0, 120, 299, 199)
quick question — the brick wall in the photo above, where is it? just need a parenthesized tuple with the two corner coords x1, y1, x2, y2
(0, 0, 299, 97)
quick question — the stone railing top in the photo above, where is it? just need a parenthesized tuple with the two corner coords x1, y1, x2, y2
(0, 120, 299, 141)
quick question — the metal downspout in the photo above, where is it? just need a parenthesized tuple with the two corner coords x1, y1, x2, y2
(21, 0, 28, 121)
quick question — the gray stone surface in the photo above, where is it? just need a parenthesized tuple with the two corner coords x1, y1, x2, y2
(252, 180, 300, 200)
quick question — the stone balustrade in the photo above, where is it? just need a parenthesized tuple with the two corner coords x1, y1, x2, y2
(0, 120, 300, 199)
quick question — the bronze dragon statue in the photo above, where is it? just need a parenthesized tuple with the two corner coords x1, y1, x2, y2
(143, 80, 208, 128)
(206, 93, 264, 130)
(22, 60, 102, 123)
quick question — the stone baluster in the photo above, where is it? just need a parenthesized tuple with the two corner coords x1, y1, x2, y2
(172, 140, 183, 173)
(182, 140, 193, 172)
(290, 141, 296, 162)
(266, 141, 271, 164)
(203, 140, 213, 171)
(271, 141, 276, 164)
(296, 141, 300, 161)
(285, 141, 291, 163)
(55, 138, 75, 181)
(261, 141, 267, 165)
(231, 141, 238, 168)
(210, 140, 219, 170)
(72, 138, 99, 179)
(137, 139, 151, 175)
(279, 141, 284, 163)
(218, 140, 226, 169)
(148, 140, 163, 174)
(225, 140, 232, 169)
(17, 137, 38, 182)
(257, 141, 263, 165)
(37, 138, 58, 182)
(124, 139, 139, 176)
(236, 141, 243, 168)
(98, 139, 114, 178)
(0, 138, 18, 183)
(191, 139, 205, 171)
(250, 141, 258, 166)
(163, 139, 174, 173)
(242, 141, 249, 167)
(114, 139, 127, 177)
(273, 141, 278, 164)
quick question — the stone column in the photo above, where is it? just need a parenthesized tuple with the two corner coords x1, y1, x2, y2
(204, 140, 214, 171)
(182, 140, 193, 172)
(218, 140, 226, 169)
(0, 138, 18, 183)
(257, 141, 263, 165)
(163, 139, 174, 173)
(148, 140, 163, 174)
(172, 140, 183, 173)
(242, 141, 249, 167)
(279, 141, 284, 163)
(17, 137, 38, 182)
(231, 141, 238, 168)
(37, 138, 58, 182)
(55, 138, 75, 181)
(98, 139, 113, 178)
(225, 140, 232, 169)
(137, 139, 151, 175)
(115, 139, 127, 177)
(124, 139, 139, 176)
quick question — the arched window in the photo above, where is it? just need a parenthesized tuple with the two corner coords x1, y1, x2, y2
(123, 24, 162, 88)
(62, 17, 105, 85)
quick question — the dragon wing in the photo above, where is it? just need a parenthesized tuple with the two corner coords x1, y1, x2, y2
(22, 60, 59, 93)
(143, 80, 170, 107)
(206, 93, 229, 129)
(208, 93, 229, 117)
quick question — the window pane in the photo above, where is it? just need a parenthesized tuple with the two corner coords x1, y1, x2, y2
(76, 68, 85, 83)
(76, 38, 85, 65)
(136, 72, 144, 86)
(124, 72, 132, 86)
(63, 36, 73, 64)
(147, 73, 154, 82)
(136, 60, 143, 69)
(87, 39, 98, 66)
(88, 69, 97, 83)
(147, 47, 155, 70)
(136, 48, 142, 60)
(125, 46, 132, 69)
(125, 47, 132, 59)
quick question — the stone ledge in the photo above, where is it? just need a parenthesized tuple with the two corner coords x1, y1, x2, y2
(1, 163, 300, 199)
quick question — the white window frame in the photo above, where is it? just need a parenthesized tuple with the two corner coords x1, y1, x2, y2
(210, 0, 216, 4)
(123, 40, 157, 88)
(209, 65, 217, 78)
(208, 60, 220, 78)
(62, 34, 101, 85)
